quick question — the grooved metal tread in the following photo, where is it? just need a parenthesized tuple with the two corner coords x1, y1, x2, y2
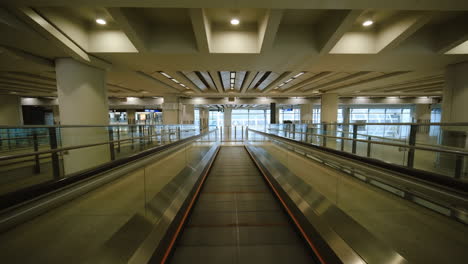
(169, 146, 317, 264)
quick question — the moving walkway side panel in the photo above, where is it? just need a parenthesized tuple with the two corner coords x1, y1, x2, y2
(245, 145, 408, 264)
(0, 138, 220, 264)
(163, 147, 321, 264)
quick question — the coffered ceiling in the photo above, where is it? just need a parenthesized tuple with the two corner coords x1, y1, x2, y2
(0, 0, 467, 98)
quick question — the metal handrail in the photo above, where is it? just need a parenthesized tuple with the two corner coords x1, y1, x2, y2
(268, 128, 468, 155)
(262, 128, 468, 157)
(0, 124, 200, 129)
(270, 122, 468, 126)
(0, 128, 199, 162)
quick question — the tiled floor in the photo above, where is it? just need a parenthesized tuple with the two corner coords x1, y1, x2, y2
(169, 146, 316, 264)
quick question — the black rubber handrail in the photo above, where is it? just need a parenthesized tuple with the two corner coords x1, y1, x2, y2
(249, 129, 468, 194)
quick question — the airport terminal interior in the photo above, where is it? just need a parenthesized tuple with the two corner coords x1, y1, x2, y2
(0, 1, 468, 263)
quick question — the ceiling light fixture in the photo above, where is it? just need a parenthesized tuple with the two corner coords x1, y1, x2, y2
(96, 18, 107, 25)
(160, 72, 172, 78)
(293, 72, 305, 78)
(230, 18, 240, 25)
(276, 71, 306, 89)
(362, 20, 373, 27)
(159, 71, 189, 90)
(230, 71, 236, 90)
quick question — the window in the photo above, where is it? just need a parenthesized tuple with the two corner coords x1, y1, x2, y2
(230, 109, 270, 128)
(348, 107, 412, 138)
(279, 107, 300, 123)
(194, 109, 200, 127)
(209, 110, 224, 127)
(312, 108, 321, 123)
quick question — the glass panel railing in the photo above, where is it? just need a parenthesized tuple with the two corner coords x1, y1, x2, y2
(245, 129, 468, 264)
(0, 124, 204, 197)
(0, 130, 218, 263)
(262, 123, 468, 181)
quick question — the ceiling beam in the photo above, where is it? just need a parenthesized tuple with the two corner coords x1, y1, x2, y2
(15, 7, 111, 69)
(315, 10, 363, 54)
(107, 8, 150, 52)
(166, 70, 202, 94)
(235, 71, 247, 91)
(0, 76, 55, 88)
(326, 71, 413, 93)
(376, 12, 433, 53)
(282, 72, 333, 93)
(0, 81, 54, 92)
(433, 15, 468, 54)
(0, 72, 56, 83)
(182, 71, 208, 92)
(189, 8, 210, 53)
(262, 71, 292, 93)
(135, 71, 183, 92)
(0, 45, 54, 69)
(208, 71, 223, 93)
(240, 71, 256, 94)
(257, 71, 280, 91)
(258, 9, 283, 52)
(303, 71, 372, 92)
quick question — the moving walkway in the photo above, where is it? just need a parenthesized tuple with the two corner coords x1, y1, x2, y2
(0, 124, 466, 264)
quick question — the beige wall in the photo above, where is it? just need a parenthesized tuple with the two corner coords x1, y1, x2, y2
(0, 95, 23, 125)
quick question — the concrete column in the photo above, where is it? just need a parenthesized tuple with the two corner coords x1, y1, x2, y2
(0, 95, 23, 125)
(127, 109, 136, 124)
(224, 108, 232, 127)
(52, 105, 60, 125)
(270, 103, 277, 124)
(440, 62, 468, 176)
(55, 58, 110, 175)
(342, 107, 350, 124)
(442, 62, 468, 123)
(180, 104, 194, 124)
(162, 96, 180, 124)
(300, 104, 313, 124)
(199, 108, 209, 130)
(320, 93, 339, 123)
(275, 107, 280, 123)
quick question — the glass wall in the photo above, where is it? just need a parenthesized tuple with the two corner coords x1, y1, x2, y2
(194, 109, 200, 127)
(279, 107, 300, 123)
(209, 110, 224, 127)
(348, 107, 413, 138)
(231, 109, 270, 128)
(312, 108, 321, 124)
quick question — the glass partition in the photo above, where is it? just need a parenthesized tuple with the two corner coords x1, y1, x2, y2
(0, 124, 204, 197)
(245, 131, 467, 264)
(0, 131, 218, 263)
(263, 122, 468, 181)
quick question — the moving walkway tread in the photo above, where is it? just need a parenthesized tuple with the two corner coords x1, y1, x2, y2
(168, 146, 319, 264)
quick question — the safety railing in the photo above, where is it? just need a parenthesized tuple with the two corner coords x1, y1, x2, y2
(266, 122, 468, 180)
(245, 129, 468, 264)
(0, 124, 204, 198)
(217, 125, 248, 142)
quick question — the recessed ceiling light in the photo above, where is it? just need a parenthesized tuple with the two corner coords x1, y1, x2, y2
(160, 72, 172, 78)
(362, 20, 373, 27)
(10, 91, 18, 94)
(230, 18, 240, 25)
(171, 79, 180, 84)
(293, 72, 305, 78)
(96, 18, 107, 25)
